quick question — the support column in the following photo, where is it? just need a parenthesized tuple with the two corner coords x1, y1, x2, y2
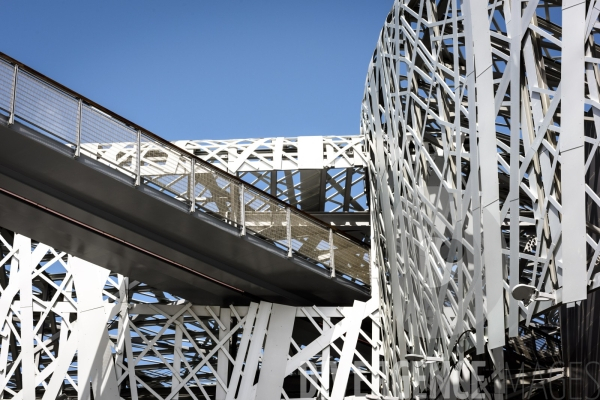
(16, 235, 35, 399)
(561, 0, 588, 303)
(216, 308, 231, 400)
(255, 304, 296, 400)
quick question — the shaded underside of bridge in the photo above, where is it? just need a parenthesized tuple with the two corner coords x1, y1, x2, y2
(0, 118, 369, 306)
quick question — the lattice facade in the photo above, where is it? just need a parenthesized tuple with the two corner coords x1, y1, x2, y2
(4, 0, 600, 398)
(81, 136, 369, 214)
(0, 228, 382, 399)
(174, 137, 370, 242)
(175, 136, 368, 214)
(362, 0, 600, 398)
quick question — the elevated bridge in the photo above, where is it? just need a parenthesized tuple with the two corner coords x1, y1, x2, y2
(0, 53, 370, 306)
(173, 136, 370, 242)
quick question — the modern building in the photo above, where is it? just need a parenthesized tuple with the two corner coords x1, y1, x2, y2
(1, 0, 599, 399)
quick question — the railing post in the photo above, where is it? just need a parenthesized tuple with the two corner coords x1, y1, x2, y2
(329, 228, 335, 278)
(8, 64, 18, 125)
(239, 184, 246, 236)
(74, 98, 82, 158)
(135, 130, 141, 186)
(189, 159, 196, 213)
(286, 208, 292, 258)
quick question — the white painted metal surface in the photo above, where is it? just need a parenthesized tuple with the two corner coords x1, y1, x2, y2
(362, 0, 599, 398)
(0, 0, 597, 397)
(0, 54, 371, 289)
(173, 136, 368, 215)
(0, 230, 381, 399)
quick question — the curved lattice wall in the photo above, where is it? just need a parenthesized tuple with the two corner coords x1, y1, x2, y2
(362, 0, 600, 397)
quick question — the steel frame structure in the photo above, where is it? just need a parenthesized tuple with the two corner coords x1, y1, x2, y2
(0, 51, 376, 398)
(2, 0, 600, 398)
(84, 136, 371, 241)
(174, 137, 370, 242)
(0, 52, 371, 296)
(0, 228, 382, 399)
(173, 136, 368, 214)
(362, 0, 600, 398)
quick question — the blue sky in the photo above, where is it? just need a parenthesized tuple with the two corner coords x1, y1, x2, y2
(1, 1, 392, 141)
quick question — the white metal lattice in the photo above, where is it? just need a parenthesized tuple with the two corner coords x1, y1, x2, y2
(0, 229, 382, 399)
(362, 0, 599, 398)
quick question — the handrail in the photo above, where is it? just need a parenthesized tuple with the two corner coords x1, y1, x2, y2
(0, 52, 371, 287)
(0, 52, 365, 245)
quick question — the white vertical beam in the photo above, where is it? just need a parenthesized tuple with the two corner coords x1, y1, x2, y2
(561, 0, 588, 303)
(216, 308, 231, 400)
(490, 346, 505, 400)
(273, 137, 284, 170)
(507, 0, 522, 338)
(71, 257, 119, 400)
(41, 323, 79, 400)
(171, 316, 183, 400)
(15, 235, 35, 399)
(226, 303, 258, 400)
(119, 278, 138, 400)
(0, 325, 9, 396)
(322, 342, 330, 395)
(255, 304, 296, 400)
(237, 302, 272, 400)
(92, 332, 120, 400)
(371, 315, 381, 391)
(330, 301, 366, 399)
(465, 0, 506, 349)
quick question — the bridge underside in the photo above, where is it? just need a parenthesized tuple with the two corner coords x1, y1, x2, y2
(0, 119, 369, 306)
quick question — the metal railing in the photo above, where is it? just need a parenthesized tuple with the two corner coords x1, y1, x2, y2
(0, 54, 371, 287)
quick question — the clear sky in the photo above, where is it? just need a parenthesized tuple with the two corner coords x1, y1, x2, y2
(1, 1, 393, 141)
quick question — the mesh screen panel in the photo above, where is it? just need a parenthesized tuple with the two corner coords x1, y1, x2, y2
(194, 164, 239, 222)
(244, 188, 287, 245)
(15, 72, 78, 144)
(0, 60, 14, 113)
(290, 211, 331, 267)
(80, 105, 138, 177)
(333, 233, 370, 283)
(141, 136, 192, 201)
